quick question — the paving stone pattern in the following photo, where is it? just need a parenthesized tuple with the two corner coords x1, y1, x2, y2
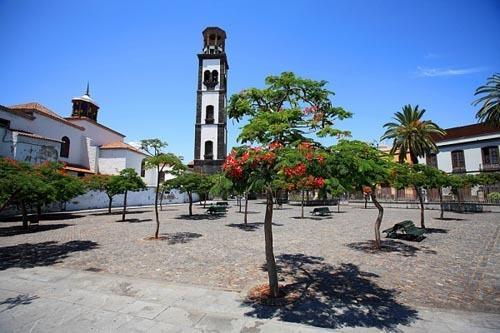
(0, 201, 498, 315)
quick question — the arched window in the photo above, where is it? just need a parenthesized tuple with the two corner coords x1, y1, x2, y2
(211, 70, 218, 83)
(60, 136, 70, 158)
(205, 105, 214, 124)
(204, 141, 213, 160)
(140, 159, 146, 177)
(203, 70, 211, 82)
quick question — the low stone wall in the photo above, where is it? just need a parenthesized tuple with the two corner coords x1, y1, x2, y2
(0, 188, 200, 217)
(349, 200, 500, 213)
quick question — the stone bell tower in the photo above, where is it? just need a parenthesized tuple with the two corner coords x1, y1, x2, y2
(193, 27, 228, 174)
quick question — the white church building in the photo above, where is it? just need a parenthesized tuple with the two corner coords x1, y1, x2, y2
(0, 86, 190, 210)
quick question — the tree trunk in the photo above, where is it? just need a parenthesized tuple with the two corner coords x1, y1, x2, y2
(21, 202, 28, 229)
(108, 196, 113, 214)
(154, 168, 160, 239)
(239, 195, 242, 213)
(160, 190, 164, 211)
(364, 195, 368, 209)
(414, 185, 425, 229)
(204, 194, 207, 208)
(122, 190, 128, 221)
(439, 187, 444, 219)
(244, 192, 249, 226)
(301, 190, 305, 219)
(370, 193, 384, 250)
(338, 200, 340, 213)
(36, 204, 42, 223)
(264, 188, 279, 298)
(188, 192, 193, 216)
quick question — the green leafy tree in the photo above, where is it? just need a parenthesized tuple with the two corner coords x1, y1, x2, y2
(226, 72, 350, 297)
(141, 139, 184, 238)
(85, 174, 124, 214)
(329, 140, 393, 249)
(209, 172, 233, 201)
(164, 171, 203, 216)
(117, 168, 147, 221)
(473, 73, 500, 126)
(381, 104, 446, 227)
(197, 174, 215, 208)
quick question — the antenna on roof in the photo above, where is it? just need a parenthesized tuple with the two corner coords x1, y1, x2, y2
(85, 82, 90, 96)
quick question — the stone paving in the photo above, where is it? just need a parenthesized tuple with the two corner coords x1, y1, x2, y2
(0, 201, 499, 328)
(1, 266, 499, 333)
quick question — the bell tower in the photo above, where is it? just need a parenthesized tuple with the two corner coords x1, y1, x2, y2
(71, 83, 100, 121)
(193, 27, 228, 174)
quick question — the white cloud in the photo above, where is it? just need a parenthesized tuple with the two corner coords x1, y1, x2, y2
(415, 66, 485, 77)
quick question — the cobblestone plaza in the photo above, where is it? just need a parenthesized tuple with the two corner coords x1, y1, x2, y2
(1, 201, 498, 315)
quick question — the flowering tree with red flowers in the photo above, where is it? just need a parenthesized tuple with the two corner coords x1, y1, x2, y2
(279, 142, 329, 218)
(226, 72, 350, 298)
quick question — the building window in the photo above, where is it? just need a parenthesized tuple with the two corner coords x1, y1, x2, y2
(205, 105, 214, 124)
(203, 70, 211, 82)
(426, 153, 438, 168)
(451, 150, 465, 173)
(211, 70, 218, 83)
(482, 146, 499, 165)
(60, 136, 70, 158)
(204, 141, 213, 160)
(0, 118, 10, 128)
(140, 159, 146, 177)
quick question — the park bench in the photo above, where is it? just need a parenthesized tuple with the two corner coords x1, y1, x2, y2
(207, 205, 227, 215)
(382, 220, 425, 240)
(216, 201, 229, 207)
(310, 207, 332, 216)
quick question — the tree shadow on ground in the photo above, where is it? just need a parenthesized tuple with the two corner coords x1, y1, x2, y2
(346, 240, 436, 257)
(116, 218, 153, 223)
(0, 294, 39, 311)
(225, 222, 283, 232)
(0, 240, 98, 270)
(424, 228, 448, 234)
(433, 217, 465, 221)
(159, 232, 202, 245)
(0, 213, 83, 223)
(245, 254, 418, 330)
(291, 216, 333, 221)
(236, 211, 260, 215)
(174, 214, 224, 221)
(0, 224, 72, 237)
(92, 210, 151, 216)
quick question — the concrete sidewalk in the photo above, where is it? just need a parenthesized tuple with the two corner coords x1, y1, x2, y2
(0, 267, 498, 332)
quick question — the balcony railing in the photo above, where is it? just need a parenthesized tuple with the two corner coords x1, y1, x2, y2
(205, 118, 214, 124)
(452, 166, 466, 173)
(204, 154, 214, 160)
(480, 163, 500, 171)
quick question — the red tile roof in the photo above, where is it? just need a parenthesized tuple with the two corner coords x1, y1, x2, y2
(100, 141, 147, 155)
(63, 163, 94, 174)
(13, 130, 62, 143)
(65, 116, 125, 137)
(435, 123, 500, 143)
(9, 102, 84, 130)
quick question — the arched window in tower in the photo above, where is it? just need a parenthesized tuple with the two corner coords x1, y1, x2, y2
(60, 136, 70, 158)
(211, 70, 219, 84)
(205, 105, 214, 124)
(204, 141, 213, 160)
(204, 70, 211, 83)
(140, 159, 146, 177)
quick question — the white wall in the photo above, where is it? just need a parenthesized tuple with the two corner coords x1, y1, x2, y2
(64, 188, 199, 211)
(11, 132, 59, 164)
(67, 118, 124, 146)
(98, 149, 127, 174)
(201, 92, 220, 125)
(201, 58, 221, 91)
(200, 124, 218, 159)
(0, 108, 86, 166)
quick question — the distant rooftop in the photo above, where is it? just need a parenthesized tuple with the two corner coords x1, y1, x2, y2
(434, 123, 499, 143)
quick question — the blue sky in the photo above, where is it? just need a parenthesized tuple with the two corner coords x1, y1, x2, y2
(1, 0, 499, 160)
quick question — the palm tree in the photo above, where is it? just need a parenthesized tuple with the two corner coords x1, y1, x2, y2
(381, 104, 446, 229)
(472, 73, 500, 126)
(381, 105, 446, 164)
